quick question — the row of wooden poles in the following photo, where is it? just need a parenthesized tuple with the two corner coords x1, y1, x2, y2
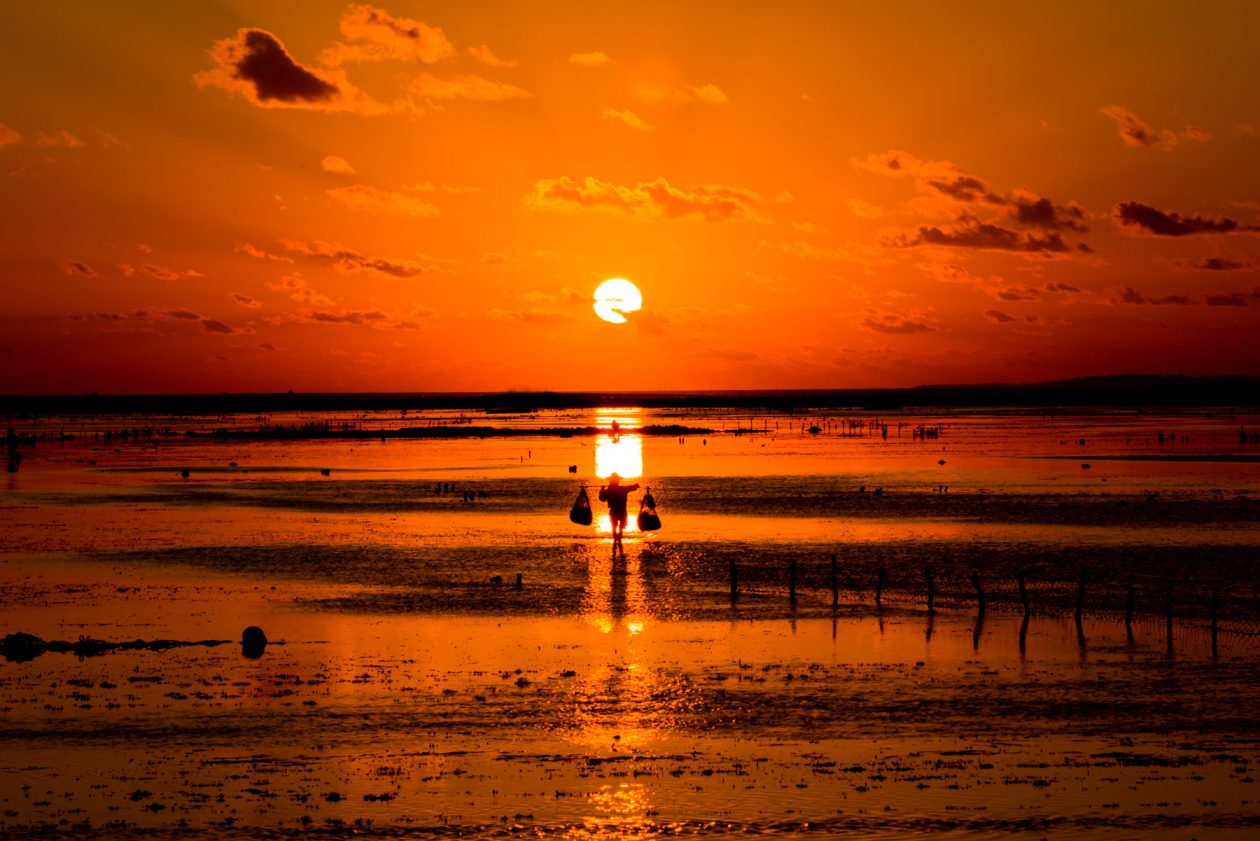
(733, 554, 1225, 643)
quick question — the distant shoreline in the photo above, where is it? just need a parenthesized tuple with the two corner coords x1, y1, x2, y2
(2, 374, 1259, 415)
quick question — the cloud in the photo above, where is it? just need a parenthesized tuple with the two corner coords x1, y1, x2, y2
(984, 309, 1018, 323)
(1099, 105, 1178, 149)
(58, 260, 101, 278)
(409, 73, 530, 101)
(602, 107, 652, 131)
(258, 342, 278, 351)
(0, 122, 21, 147)
(467, 45, 516, 67)
(320, 3, 454, 66)
(321, 155, 356, 174)
(860, 309, 935, 334)
(487, 308, 575, 324)
(926, 175, 1003, 204)
(1112, 286, 1252, 306)
(1045, 281, 1082, 294)
(232, 293, 261, 308)
(675, 83, 729, 105)
(1174, 256, 1254, 271)
(851, 150, 957, 179)
(270, 273, 335, 305)
(280, 239, 447, 278)
(164, 309, 202, 320)
(240, 242, 294, 263)
(289, 307, 429, 330)
(1006, 189, 1089, 231)
(403, 181, 479, 194)
(131, 263, 204, 281)
(307, 309, 386, 324)
(524, 176, 765, 222)
(569, 51, 612, 66)
(889, 219, 1071, 253)
(844, 198, 885, 218)
(36, 129, 85, 148)
(1183, 125, 1213, 142)
(782, 240, 892, 266)
(201, 319, 236, 334)
(196, 29, 346, 108)
(1113, 201, 1253, 236)
(326, 184, 439, 218)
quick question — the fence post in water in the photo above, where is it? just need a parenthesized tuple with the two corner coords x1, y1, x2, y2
(1125, 583, 1135, 643)
(789, 556, 797, 606)
(1165, 578, 1174, 651)
(971, 570, 986, 615)
(1074, 568, 1087, 635)
(515, 573, 522, 590)
(925, 566, 935, 615)
(729, 557, 738, 601)
(1017, 570, 1029, 617)
(1210, 587, 1219, 659)
(876, 565, 886, 609)
(830, 554, 839, 608)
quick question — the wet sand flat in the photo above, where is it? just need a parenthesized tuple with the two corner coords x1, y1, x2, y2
(1, 408, 1259, 838)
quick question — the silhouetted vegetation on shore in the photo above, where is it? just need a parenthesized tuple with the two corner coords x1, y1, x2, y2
(2, 375, 1258, 417)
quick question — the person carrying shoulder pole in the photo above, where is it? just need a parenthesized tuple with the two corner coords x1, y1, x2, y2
(598, 472, 640, 555)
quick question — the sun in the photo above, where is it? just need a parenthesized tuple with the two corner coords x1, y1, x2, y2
(593, 278, 642, 324)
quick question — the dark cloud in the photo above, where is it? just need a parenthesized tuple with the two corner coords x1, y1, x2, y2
(201, 319, 235, 333)
(1099, 106, 1177, 149)
(307, 309, 388, 325)
(281, 239, 446, 279)
(1108, 287, 1244, 307)
(860, 311, 935, 334)
(1045, 281, 1081, 293)
(1114, 202, 1252, 236)
(926, 175, 1003, 204)
(258, 342, 278, 351)
(164, 309, 202, 320)
(1008, 192, 1089, 232)
(997, 288, 1038, 301)
(1174, 257, 1254, 271)
(892, 220, 1071, 253)
(984, 310, 1018, 323)
(1204, 293, 1248, 306)
(58, 260, 100, 278)
(212, 30, 339, 104)
(232, 293, 262, 308)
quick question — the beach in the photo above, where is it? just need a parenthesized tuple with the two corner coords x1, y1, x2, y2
(2, 406, 1258, 838)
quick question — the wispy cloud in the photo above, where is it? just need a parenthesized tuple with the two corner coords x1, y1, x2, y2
(409, 73, 530, 101)
(231, 293, 262, 308)
(269, 273, 334, 306)
(320, 4, 454, 66)
(326, 184, 440, 218)
(1173, 256, 1254, 271)
(569, 51, 612, 66)
(602, 107, 652, 131)
(0, 122, 21, 148)
(860, 308, 935, 334)
(58, 260, 101, 278)
(674, 83, 728, 105)
(524, 176, 765, 222)
(36, 129, 85, 148)
(467, 45, 516, 67)
(281, 239, 448, 278)
(1098, 105, 1210, 150)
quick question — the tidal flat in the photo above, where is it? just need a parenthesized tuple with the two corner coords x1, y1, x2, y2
(2, 407, 1258, 838)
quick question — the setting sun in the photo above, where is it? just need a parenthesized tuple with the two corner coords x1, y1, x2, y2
(593, 278, 643, 325)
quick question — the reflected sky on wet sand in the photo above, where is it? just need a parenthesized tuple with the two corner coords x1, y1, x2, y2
(1, 408, 1258, 837)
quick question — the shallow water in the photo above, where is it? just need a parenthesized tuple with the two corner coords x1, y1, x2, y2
(2, 408, 1259, 837)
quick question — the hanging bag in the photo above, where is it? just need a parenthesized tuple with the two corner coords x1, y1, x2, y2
(569, 486, 593, 526)
(637, 488, 661, 531)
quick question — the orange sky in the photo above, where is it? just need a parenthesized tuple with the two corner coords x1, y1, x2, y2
(2, 1, 1258, 394)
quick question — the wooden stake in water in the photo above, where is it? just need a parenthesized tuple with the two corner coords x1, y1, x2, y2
(1125, 583, 1135, 644)
(1017, 569, 1029, 616)
(876, 565, 886, 609)
(515, 573, 522, 590)
(925, 566, 935, 615)
(729, 557, 738, 601)
(830, 554, 839, 608)
(1165, 578, 1174, 651)
(1210, 587, 1219, 659)
(971, 570, 986, 615)
(789, 556, 797, 606)
(1075, 568, 1087, 643)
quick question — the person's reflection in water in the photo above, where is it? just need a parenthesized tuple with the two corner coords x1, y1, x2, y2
(598, 473, 640, 556)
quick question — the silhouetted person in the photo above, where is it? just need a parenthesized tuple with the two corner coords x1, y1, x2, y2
(5, 427, 19, 473)
(598, 473, 640, 555)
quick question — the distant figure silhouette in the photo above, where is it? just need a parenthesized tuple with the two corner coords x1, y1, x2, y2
(598, 473, 640, 555)
(4, 427, 19, 473)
